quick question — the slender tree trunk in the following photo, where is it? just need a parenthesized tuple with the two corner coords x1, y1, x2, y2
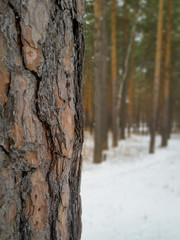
(108, 72, 113, 132)
(161, 0, 173, 147)
(149, 0, 164, 153)
(83, 61, 89, 128)
(101, 6, 108, 150)
(117, 6, 140, 139)
(120, 79, 128, 139)
(119, 0, 128, 140)
(0, 1, 84, 239)
(88, 57, 93, 132)
(111, 0, 118, 147)
(168, 82, 174, 138)
(101, 0, 108, 151)
(83, 51, 93, 131)
(136, 92, 141, 134)
(127, 48, 135, 137)
(93, 0, 103, 163)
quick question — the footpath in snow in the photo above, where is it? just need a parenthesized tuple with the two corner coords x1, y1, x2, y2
(81, 134, 180, 240)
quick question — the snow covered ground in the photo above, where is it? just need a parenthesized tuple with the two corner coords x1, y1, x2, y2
(81, 133, 180, 240)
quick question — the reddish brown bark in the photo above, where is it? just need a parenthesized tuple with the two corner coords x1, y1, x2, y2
(149, 0, 164, 153)
(0, 1, 84, 239)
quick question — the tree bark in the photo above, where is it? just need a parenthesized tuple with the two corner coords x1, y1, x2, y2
(149, 0, 164, 153)
(0, 0, 84, 239)
(83, 51, 93, 131)
(119, 0, 128, 140)
(127, 47, 135, 137)
(101, 0, 108, 151)
(111, 0, 118, 147)
(93, 0, 103, 163)
(87, 58, 93, 132)
(93, 0, 109, 162)
(161, 0, 173, 147)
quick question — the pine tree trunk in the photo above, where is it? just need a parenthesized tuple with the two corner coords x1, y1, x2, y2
(87, 57, 93, 132)
(0, 1, 84, 239)
(120, 80, 128, 139)
(83, 51, 93, 130)
(127, 48, 135, 137)
(119, 0, 128, 139)
(111, 0, 118, 147)
(93, 0, 103, 163)
(101, 0, 108, 151)
(118, 3, 139, 140)
(161, 0, 173, 147)
(149, 0, 164, 153)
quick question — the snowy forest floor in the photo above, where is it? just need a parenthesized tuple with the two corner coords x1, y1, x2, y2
(81, 133, 180, 240)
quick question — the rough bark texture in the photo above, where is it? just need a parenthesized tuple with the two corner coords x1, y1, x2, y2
(0, 0, 84, 239)
(149, 0, 164, 153)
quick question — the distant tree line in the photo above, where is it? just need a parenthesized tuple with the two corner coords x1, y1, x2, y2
(83, 0, 180, 163)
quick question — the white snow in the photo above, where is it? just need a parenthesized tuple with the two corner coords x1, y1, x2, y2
(81, 133, 180, 240)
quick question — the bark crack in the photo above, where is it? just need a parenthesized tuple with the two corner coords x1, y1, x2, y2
(0, 145, 11, 159)
(8, 1, 42, 81)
